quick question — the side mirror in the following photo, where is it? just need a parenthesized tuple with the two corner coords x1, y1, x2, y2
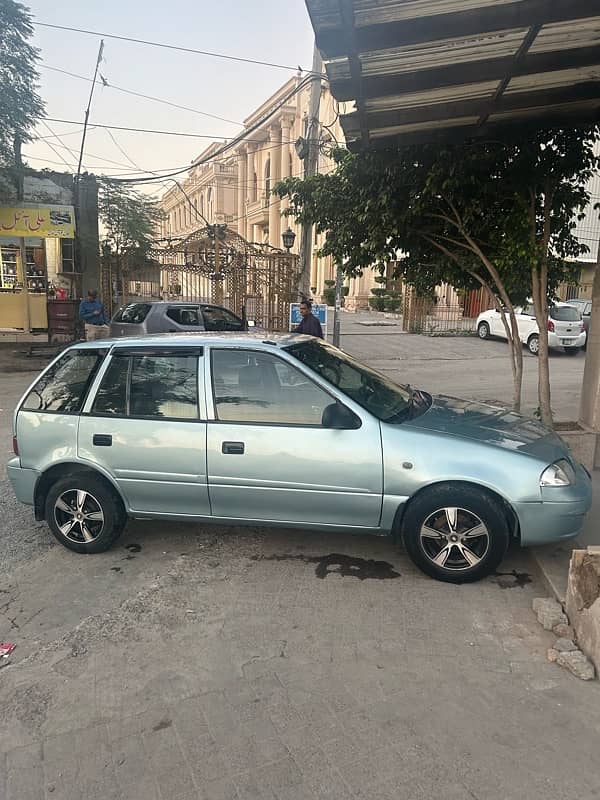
(322, 402, 361, 430)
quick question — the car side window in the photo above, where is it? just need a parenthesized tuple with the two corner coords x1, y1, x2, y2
(21, 350, 105, 414)
(211, 349, 332, 425)
(92, 353, 200, 419)
(202, 306, 243, 331)
(166, 306, 201, 326)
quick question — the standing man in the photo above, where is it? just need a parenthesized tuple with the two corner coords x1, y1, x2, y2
(294, 299, 324, 339)
(79, 289, 109, 340)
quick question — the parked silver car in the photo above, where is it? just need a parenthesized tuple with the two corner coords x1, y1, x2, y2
(7, 335, 592, 583)
(109, 301, 248, 337)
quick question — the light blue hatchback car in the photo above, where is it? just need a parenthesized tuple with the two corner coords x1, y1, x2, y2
(7, 334, 592, 583)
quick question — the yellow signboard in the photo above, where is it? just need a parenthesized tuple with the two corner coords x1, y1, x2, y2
(0, 205, 75, 238)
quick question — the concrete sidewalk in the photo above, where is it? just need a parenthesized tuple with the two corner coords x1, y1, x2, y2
(531, 470, 600, 602)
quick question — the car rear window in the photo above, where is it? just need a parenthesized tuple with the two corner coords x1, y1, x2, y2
(551, 306, 581, 322)
(21, 349, 106, 414)
(112, 303, 152, 324)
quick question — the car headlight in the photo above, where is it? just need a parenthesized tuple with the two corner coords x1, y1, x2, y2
(540, 459, 576, 487)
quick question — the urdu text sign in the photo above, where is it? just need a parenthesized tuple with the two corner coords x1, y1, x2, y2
(0, 206, 76, 238)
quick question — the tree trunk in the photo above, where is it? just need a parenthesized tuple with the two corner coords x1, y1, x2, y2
(532, 264, 552, 426)
(498, 304, 523, 412)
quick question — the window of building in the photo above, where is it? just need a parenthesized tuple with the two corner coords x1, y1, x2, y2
(92, 353, 200, 419)
(61, 239, 75, 273)
(211, 349, 331, 426)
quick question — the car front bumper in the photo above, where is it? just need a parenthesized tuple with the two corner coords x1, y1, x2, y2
(7, 457, 39, 506)
(515, 463, 592, 546)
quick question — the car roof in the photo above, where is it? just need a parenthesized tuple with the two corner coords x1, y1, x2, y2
(119, 301, 223, 307)
(70, 332, 315, 351)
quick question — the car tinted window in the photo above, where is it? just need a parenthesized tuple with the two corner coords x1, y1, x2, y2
(285, 339, 411, 422)
(522, 304, 535, 317)
(551, 306, 581, 322)
(166, 306, 201, 326)
(202, 306, 243, 331)
(113, 303, 152, 324)
(22, 350, 105, 414)
(92, 353, 199, 419)
(211, 349, 331, 425)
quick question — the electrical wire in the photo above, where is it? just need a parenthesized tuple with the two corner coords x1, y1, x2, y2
(43, 116, 231, 139)
(35, 21, 308, 72)
(39, 121, 78, 170)
(112, 74, 316, 184)
(41, 64, 242, 127)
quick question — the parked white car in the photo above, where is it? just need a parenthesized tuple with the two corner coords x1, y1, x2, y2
(476, 302, 586, 355)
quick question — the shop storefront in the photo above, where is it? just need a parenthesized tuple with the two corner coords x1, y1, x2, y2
(0, 204, 76, 332)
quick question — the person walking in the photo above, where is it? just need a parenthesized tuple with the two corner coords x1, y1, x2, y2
(294, 299, 324, 339)
(79, 289, 109, 340)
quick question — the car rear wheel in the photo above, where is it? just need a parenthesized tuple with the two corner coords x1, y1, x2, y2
(563, 347, 579, 356)
(401, 484, 510, 583)
(45, 475, 125, 554)
(527, 334, 539, 355)
(477, 321, 490, 340)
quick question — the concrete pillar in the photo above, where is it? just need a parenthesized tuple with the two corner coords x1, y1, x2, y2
(247, 145, 256, 202)
(579, 244, 600, 434)
(237, 147, 247, 240)
(268, 125, 282, 248)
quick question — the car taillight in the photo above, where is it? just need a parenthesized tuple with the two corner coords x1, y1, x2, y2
(12, 436, 19, 456)
(548, 320, 555, 332)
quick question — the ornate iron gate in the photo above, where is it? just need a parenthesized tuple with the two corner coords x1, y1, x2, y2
(153, 226, 300, 332)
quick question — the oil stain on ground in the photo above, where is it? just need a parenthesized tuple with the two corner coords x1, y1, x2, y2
(252, 552, 400, 580)
(493, 569, 532, 588)
(125, 543, 142, 553)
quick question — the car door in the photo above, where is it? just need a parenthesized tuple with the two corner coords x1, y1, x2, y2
(205, 347, 383, 527)
(201, 305, 244, 332)
(487, 309, 505, 337)
(517, 304, 537, 343)
(78, 346, 210, 516)
(163, 305, 204, 332)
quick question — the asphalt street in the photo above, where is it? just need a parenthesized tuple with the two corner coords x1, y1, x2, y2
(1, 326, 599, 800)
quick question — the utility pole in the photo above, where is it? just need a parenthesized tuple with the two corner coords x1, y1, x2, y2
(14, 138, 30, 334)
(333, 263, 343, 347)
(298, 45, 323, 300)
(77, 39, 104, 180)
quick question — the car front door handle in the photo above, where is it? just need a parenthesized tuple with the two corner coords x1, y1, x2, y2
(93, 434, 112, 447)
(222, 441, 244, 455)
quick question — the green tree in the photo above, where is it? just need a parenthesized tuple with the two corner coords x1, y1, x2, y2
(275, 129, 596, 425)
(98, 179, 164, 298)
(0, 0, 44, 195)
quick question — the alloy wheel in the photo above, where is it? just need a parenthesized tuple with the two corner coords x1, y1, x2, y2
(419, 506, 490, 571)
(54, 489, 105, 544)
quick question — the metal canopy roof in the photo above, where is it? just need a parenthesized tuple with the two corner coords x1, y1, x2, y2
(305, 0, 600, 150)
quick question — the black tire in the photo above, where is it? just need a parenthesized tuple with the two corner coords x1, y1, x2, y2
(477, 321, 490, 340)
(45, 474, 126, 554)
(563, 347, 579, 356)
(527, 334, 539, 356)
(401, 484, 510, 583)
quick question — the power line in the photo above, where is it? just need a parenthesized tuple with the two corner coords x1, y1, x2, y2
(39, 121, 77, 170)
(43, 116, 234, 139)
(41, 64, 242, 127)
(35, 21, 306, 72)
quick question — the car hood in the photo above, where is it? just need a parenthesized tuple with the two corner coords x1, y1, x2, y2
(406, 395, 566, 463)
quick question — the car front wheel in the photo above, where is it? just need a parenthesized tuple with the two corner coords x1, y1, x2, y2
(401, 484, 510, 583)
(45, 475, 125, 554)
(477, 321, 490, 340)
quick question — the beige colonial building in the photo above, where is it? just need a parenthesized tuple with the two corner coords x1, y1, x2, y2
(159, 76, 376, 308)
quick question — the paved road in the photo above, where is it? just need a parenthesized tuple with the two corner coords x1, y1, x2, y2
(337, 312, 586, 421)
(1, 335, 599, 800)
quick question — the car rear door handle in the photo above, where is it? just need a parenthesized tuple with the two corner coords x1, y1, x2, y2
(222, 441, 244, 455)
(93, 434, 112, 447)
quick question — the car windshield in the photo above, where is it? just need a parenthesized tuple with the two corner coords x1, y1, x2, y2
(551, 306, 581, 322)
(284, 339, 412, 422)
(113, 303, 152, 324)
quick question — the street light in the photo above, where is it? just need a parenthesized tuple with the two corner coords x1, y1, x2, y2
(282, 226, 296, 252)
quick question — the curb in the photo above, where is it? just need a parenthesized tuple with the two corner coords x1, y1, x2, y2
(529, 541, 579, 605)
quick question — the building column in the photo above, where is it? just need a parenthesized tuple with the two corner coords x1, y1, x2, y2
(247, 144, 256, 203)
(237, 147, 247, 240)
(268, 125, 282, 248)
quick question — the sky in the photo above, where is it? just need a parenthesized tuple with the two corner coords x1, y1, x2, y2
(24, 0, 315, 198)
